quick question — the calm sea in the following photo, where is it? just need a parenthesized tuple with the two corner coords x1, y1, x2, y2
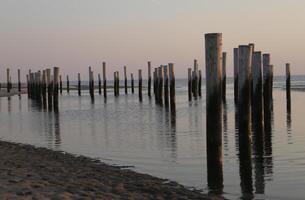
(0, 76, 305, 200)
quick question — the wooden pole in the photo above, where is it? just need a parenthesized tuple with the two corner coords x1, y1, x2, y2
(158, 66, 163, 105)
(66, 75, 69, 94)
(169, 63, 176, 111)
(89, 66, 92, 98)
(148, 61, 152, 97)
(42, 70, 47, 105)
(113, 72, 116, 96)
(59, 75, 63, 94)
(286, 63, 291, 112)
(222, 52, 227, 102)
(252, 51, 264, 131)
(98, 73, 102, 95)
(139, 69, 142, 102)
(131, 73, 134, 94)
(263, 54, 272, 111)
(103, 62, 107, 98)
(124, 66, 128, 94)
(18, 69, 21, 93)
(26, 74, 29, 97)
(205, 33, 223, 192)
(154, 68, 158, 102)
(198, 70, 202, 97)
(163, 65, 169, 108)
(53, 67, 60, 110)
(234, 48, 239, 104)
(78, 73, 81, 96)
(116, 71, 120, 96)
(193, 60, 198, 98)
(7, 68, 10, 93)
(188, 68, 192, 101)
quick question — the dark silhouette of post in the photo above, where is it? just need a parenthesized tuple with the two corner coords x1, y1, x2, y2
(286, 63, 291, 112)
(188, 68, 192, 101)
(169, 63, 176, 112)
(131, 73, 134, 94)
(66, 75, 70, 94)
(42, 70, 47, 106)
(18, 69, 21, 93)
(163, 65, 169, 108)
(59, 75, 63, 94)
(138, 69, 142, 102)
(103, 62, 107, 98)
(192, 60, 198, 98)
(222, 52, 227, 102)
(263, 54, 272, 112)
(148, 61, 152, 97)
(158, 66, 163, 106)
(46, 69, 53, 109)
(53, 67, 60, 110)
(78, 73, 81, 96)
(205, 33, 223, 194)
(124, 66, 128, 94)
(7, 68, 10, 93)
(234, 48, 239, 104)
(198, 70, 202, 97)
(98, 73, 102, 95)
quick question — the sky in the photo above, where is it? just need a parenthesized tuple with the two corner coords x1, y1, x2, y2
(0, 0, 305, 81)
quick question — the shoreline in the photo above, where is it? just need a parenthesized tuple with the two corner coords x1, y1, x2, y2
(0, 140, 215, 199)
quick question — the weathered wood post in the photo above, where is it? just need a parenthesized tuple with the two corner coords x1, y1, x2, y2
(46, 69, 52, 108)
(28, 70, 31, 98)
(7, 68, 10, 93)
(66, 75, 70, 94)
(158, 66, 163, 105)
(205, 33, 223, 193)
(37, 71, 42, 102)
(131, 73, 134, 94)
(117, 71, 120, 96)
(53, 67, 60, 110)
(169, 63, 176, 112)
(42, 70, 47, 105)
(138, 69, 143, 102)
(222, 52, 227, 102)
(154, 68, 158, 102)
(263, 54, 272, 111)
(252, 51, 264, 133)
(59, 75, 63, 94)
(163, 65, 169, 108)
(78, 73, 81, 96)
(238, 45, 254, 197)
(98, 73, 102, 95)
(193, 60, 198, 98)
(148, 61, 152, 97)
(124, 66, 128, 94)
(286, 63, 291, 112)
(103, 62, 107, 98)
(18, 69, 21, 93)
(234, 48, 239, 104)
(198, 70, 202, 97)
(26, 74, 29, 97)
(188, 68, 192, 101)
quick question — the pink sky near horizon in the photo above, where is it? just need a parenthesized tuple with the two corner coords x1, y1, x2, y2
(0, 0, 305, 81)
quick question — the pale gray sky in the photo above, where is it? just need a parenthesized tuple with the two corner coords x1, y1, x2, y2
(1, 0, 305, 81)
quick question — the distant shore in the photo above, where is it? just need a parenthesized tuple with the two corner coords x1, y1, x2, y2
(0, 140, 214, 199)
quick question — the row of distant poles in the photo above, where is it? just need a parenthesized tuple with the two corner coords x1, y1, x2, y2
(204, 33, 291, 194)
(3, 62, 177, 112)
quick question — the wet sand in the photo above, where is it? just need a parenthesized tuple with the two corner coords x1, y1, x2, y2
(0, 140, 215, 199)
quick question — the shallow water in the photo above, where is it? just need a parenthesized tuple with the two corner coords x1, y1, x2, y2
(0, 77, 305, 199)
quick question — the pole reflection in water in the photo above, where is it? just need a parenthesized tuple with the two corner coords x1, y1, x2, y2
(54, 110, 61, 149)
(223, 102, 229, 154)
(264, 100, 274, 179)
(286, 88, 292, 143)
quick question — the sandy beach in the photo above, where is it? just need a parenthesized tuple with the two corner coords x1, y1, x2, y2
(0, 140, 215, 199)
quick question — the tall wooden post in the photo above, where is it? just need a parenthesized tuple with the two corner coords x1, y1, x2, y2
(124, 66, 128, 94)
(46, 69, 52, 109)
(113, 72, 116, 96)
(188, 68, 192, 101)
(163, 65, 169, 108)
(138, 69, 143, 102)
(234, 48, 239, 104)
(222, 52, 227, 102)
(169, 63, 176, 111)
(205, 33, 223, 193)
(103, 62, 107, 98)
(66, 75, 70, 94)
(78, 73, 81, 96)
(263, 54, 272, 111)
(158, 66, 163, 105)
(53, 67, 60, 110)
(18, 69, 21, 93)
(7, 68, 10, 93)
(131, 73, 134, 94)
(59, 75, 63, 94)
(252, 51, 264, 133)
(198, 70, 202, 97)
(42, 70, 47, 105)
(154, 68, 158, 102)
(116, 71, 120, 96)
(148, 61, 152, 97)
(286, 63, 291, 110)
(193, 60, 198, 98)
(26, 74, 29, 97)
(98, 73, 102, 95)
